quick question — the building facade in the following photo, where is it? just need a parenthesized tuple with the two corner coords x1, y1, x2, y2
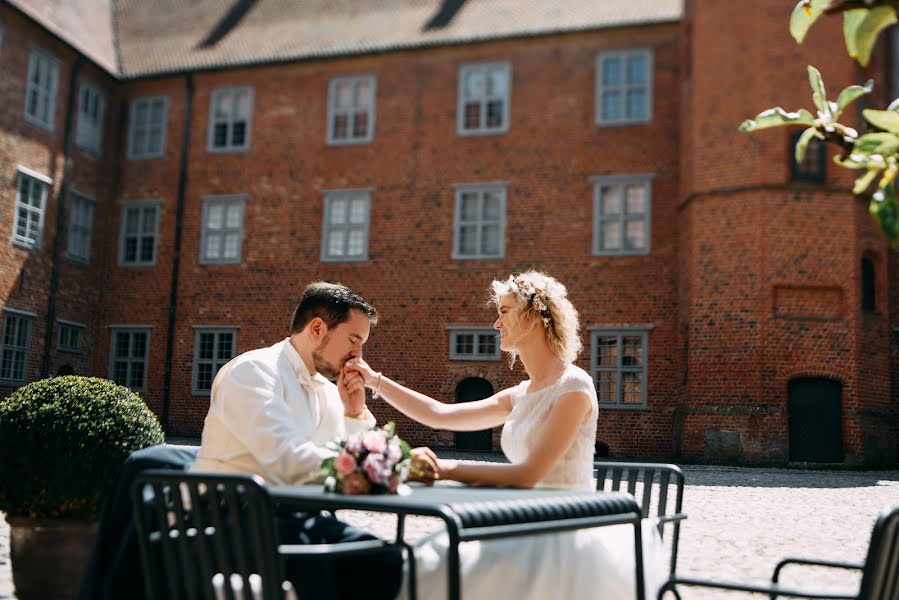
(0, 0, 895, 465)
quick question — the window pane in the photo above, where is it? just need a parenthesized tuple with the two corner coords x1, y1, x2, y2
(214, 92, 231, 119)
(225, 204, 242, 228)
(207, 204, 224, 229)
(140, 237, 155, 262)
(199, 333, 214, 360)
(236, 90, 252, 116)
(482, 193, 501, 220)
(329, 199, 347, 224)
(231, 121, 246, 146)
(463, 102, 480, 129)
(112, 360, 128, 385)
(622, 336, 643, 366)
(148, 128, 163, 153)
(223, 233, 240, 258)
(464, 70, 485, 99)
(625, 184, 646, 213)
(602, 91, 621, 121)
(596, 337, 617, 366)
(597, 371, 617, 403)
(601, 186, 622, 215)
(142, 207, 156, 232)
(487, 68, 507, 97)
(328, 230, 345, 256)
(625, 219, 645, 250)
(197, 363, 213, 391)
(485, 101, 503, 128)
(213, 123, 228, 147)
(347, 230, 365, 256)
(459, 193, 478, 221)
(130, 361, 144, 389)
(478, 334, 496, 355)
(627, 89, 647, 120)
(218, 333, 234, 359)
(455, 334, 474, 355)
(332, 114, 348, 139)
(134, 102, 148, 127)
(354, 80, 371, 108)
(626, 54, 647, 85)
(458, 225, 478, 255)
(601, 221, 621, 250)
(132, 332, 147, 358)
(115, 332, 130, 358)
(335, 81, 353, 109)
(602, 57, 622, 86)
(622, 371, 642, 403)
(150, 99, 165, 125)
(481, 224, 500, 255)
(124, 238, 138, 262)
(352, 112, 368, 138)
(349, 198, 367, 224)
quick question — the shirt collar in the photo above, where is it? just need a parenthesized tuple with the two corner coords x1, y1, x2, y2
(282, 338, 329, 387)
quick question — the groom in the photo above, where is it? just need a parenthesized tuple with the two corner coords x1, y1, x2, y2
(193, 281, 434, 599)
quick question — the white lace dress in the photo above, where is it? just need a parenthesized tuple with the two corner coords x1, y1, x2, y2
(397, 365, 666, 600)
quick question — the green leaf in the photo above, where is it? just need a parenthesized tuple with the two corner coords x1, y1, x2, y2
(790, 0, 830, 43)
(739, 107, 816, 131)
(835, 80, 874, 119)
(864, 109, 899, 134)
(853, 132, 899, 156)
(846, 6, 898, 67)
(808, 66, 829, 117)
(794, 127, 820, 163)
(854, 167, 881, 194)
(833, 153, 869, 169)
(869, 182, 899, 246)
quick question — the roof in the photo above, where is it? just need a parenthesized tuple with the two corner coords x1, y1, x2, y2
(12, 0, 683, 79)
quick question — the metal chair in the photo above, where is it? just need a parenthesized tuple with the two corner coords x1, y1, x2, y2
(594, 461, 687, 580)
(131, 470, 394, 600)
(657, 504, 899, 599)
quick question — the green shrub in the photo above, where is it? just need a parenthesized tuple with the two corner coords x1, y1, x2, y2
(0, 376, 164, 520)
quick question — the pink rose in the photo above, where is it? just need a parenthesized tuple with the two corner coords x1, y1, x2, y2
(362, 430, 387, 454)
(363, 453, 392, 485)
(387, 441, 402, 463)
(334, 452, 357, 475)
(341, 472, 370, 495)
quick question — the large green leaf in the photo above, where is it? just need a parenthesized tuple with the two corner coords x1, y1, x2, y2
(869, 182, 899, 245)
(853, 132, 899, 156)
(794, 127, 821, 163)
(864, 109, 899, 134)
(845, 6, 898, 67)
(835, 80, 874, 119)
(854, 167, 881, 194)
(739, 107, 816, 131)
(790, 0, 831, 43)
(808, 66, 829, 117)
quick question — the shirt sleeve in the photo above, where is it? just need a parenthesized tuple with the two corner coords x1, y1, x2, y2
(213, 358, 335, 485)
(344, 407, 377, 435)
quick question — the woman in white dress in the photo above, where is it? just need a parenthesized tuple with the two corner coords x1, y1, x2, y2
(345, 270, 664, 599)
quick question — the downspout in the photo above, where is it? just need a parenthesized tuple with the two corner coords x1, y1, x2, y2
(41, 55, 84, 378)
(161, 73, 194, 433)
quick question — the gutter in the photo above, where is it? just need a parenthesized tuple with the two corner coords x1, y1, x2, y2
(41, 55, 84, 377)
(161, 73, 194, 432)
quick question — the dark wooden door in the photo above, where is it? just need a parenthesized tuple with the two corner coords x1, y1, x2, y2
(454, 377, 494, 452)
(788, 378, 843, 462)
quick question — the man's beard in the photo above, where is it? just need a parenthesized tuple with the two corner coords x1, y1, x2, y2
(311, 332, 342, 380)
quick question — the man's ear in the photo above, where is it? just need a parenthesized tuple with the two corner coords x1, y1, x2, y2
(308, 317, 327, 341)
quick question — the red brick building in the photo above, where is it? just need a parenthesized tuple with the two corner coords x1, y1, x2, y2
(0, 0, 895, 465)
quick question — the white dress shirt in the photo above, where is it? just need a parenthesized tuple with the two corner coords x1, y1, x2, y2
(191, 338, 376, 485)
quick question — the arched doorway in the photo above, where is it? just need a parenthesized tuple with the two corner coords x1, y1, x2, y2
(454, 377, 494, 452)
(788, 378, 843, 462)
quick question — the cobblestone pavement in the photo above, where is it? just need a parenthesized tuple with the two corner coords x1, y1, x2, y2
(2, 460, 897, 599)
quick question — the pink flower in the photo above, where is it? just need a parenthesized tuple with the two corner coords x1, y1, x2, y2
(345, 436, 363, 454)
(363, 453, 392, 485)
(334, 452, 357, 475)
(341, 472, 370, 495)
(387, 441, 402, 463)
(362, 430, 387, 454)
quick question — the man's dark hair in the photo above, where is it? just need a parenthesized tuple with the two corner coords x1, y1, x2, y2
(290, 282, 378, 334)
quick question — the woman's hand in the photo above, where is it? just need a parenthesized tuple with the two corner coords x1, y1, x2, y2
(344, 357, 378, 388)
(409, 447, 439, 485)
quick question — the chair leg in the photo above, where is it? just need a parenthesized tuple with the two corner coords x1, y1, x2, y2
(404, 541, 417, 600)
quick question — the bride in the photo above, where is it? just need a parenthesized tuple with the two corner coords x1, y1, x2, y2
(345, 270, 664, 599)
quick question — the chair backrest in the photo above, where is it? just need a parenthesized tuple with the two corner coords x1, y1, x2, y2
(594, 461, 686, 578)
(131, 469, 285, 600)
(859, 505, 899, 600)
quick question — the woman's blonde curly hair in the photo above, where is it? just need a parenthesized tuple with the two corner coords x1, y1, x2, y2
(490, 270, 582, 365)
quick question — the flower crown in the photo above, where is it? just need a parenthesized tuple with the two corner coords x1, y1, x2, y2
(510, 276, 552, 329)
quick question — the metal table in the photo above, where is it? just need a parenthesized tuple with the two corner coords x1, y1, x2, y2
(270, 483, 646, 600)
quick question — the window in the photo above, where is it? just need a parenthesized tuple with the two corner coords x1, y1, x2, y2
(128, 96, 168, 159)
(321, 190, 371, 261)
(13, 167, 51, 249)
(790, 130, 826, 182)
(76, 81, 105, 154)
(192, 328, 237, 394)
(449, 328, 500, 361)
(0, 310, 34, 384)
(208, 87, 253, 152)
(109, 328, 150, 391)
(119, 200, 160, 266)
(327, 75, 375, 144)
(453, 184, 506, 259)
(24, 46, 60, 130)
(200, 195, 245, 264)
(862, 257, 876, 312)
(67, 191, 95, 263)
(591, 329, 648, 408)
(596, 49, 652, 125)
(592, 175, 652, 256)
(458, 62, 510, 135)
(57, 321, 84, 353)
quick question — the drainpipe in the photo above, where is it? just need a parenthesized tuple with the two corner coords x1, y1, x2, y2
(161, 73, 194, 433)
(41, 55, 84, 378)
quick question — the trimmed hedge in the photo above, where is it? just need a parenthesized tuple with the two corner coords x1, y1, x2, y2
(0, 376, 164, 519)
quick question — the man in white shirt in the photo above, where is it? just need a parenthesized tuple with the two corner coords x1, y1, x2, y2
(193, 281, 428, 599)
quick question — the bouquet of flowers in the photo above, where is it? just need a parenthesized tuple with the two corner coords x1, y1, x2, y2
(321, 422, 412, 495)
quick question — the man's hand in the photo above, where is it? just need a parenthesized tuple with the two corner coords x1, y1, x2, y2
(338, 367, 367, 417)
(409, 447, 439, 485)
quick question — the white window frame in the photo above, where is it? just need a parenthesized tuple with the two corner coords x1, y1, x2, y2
(118, 199, 161, 267)
(207, 86, 253, 152)
(595, 49, 653, 126)
(327, 75, 376, 145)
(67, 190, 95, 263)
(200, 195, 245, 264)
(57, 320, 85, 354)
(0, 309, 35, 385)
(76, 80, 106, 155)
(590, 328, 649, 409)
(448, 328, 500, 361)
(108, 326, 151, 392)
(452, 183, 507, 259)
(321, 189, 371, 262)
(127, 95, 168, 159)
(12, 166, 51, 250)
(24, 45, 60, 130)
(192, 326, 238, 395)
(592, 174, 653, 256)
(457, 62, 511, 136)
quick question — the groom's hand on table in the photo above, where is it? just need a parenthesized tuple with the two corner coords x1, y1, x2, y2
(409, 447, 439, 485)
